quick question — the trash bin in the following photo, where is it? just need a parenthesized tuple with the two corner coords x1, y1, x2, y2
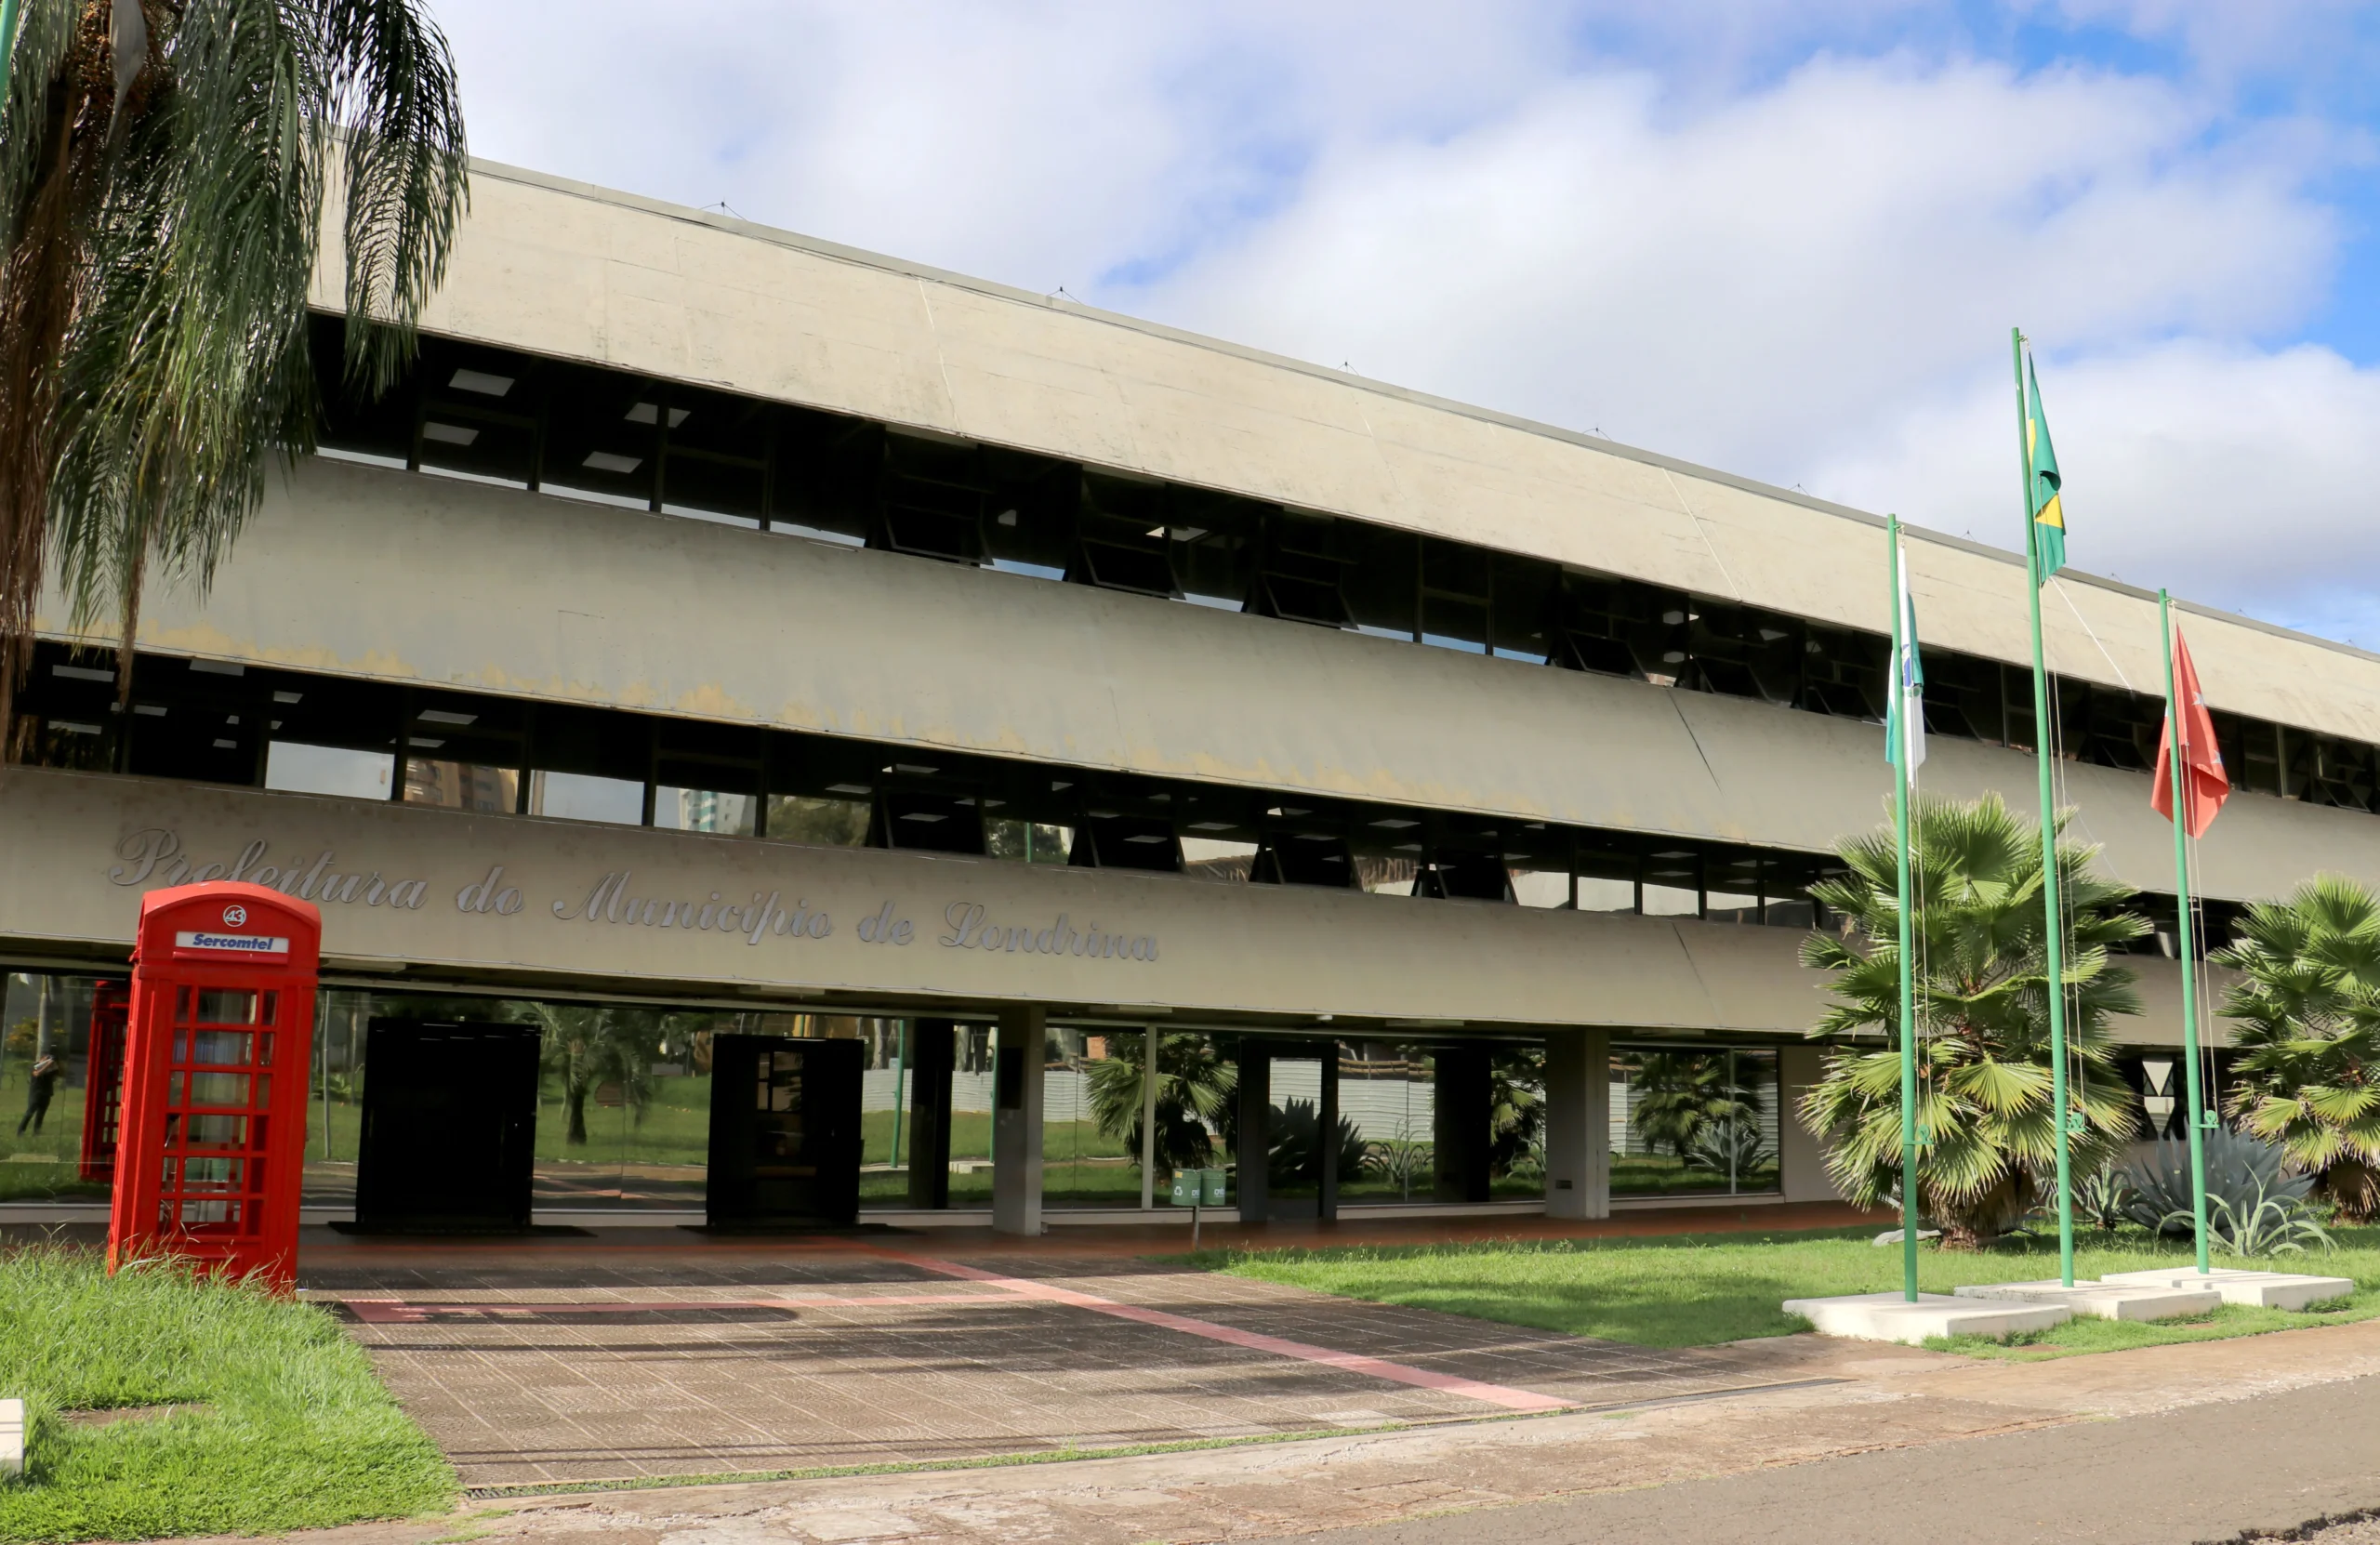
(1170, 1170, 1199, 1207)
(1200, 1168, 1228, 1207)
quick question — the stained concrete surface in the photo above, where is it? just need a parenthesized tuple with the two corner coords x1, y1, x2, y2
(1302, 1374, 2380, 1544)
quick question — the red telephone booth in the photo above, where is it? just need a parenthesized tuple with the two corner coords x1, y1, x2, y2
(78, 980, 129, 1183)
(107, 883, 322, 1290)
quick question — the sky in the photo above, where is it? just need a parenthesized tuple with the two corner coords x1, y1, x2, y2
(430, 1, 2380, 647)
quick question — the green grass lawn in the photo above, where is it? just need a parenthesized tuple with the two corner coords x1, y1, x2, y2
(0, 1249, 455, 1543)
(1205, 1225, 2380, 1352)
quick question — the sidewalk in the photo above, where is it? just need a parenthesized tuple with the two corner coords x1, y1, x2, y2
(196, 1301, 2380, 1545)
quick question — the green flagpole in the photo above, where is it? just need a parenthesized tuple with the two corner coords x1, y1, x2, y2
(2013, 327, 2076, 1289)
(0, 0, 20, 102)
(1889, 515, 1921, 1303)
(2159, 590, 2214, 1274)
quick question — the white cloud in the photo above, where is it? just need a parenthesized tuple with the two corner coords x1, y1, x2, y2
(1816, 340, 2380, 644)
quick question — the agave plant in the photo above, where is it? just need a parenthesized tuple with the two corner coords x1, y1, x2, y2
(2076, 1160, 2135, 1231)
(1365, 1136, 1435, 1199)
(2167, 1174, 2335, 1260)
(2122, 1127, 2312, 1235)
(1685, 1117, 1775, 1181)
(1801, 795, 2147, 1248)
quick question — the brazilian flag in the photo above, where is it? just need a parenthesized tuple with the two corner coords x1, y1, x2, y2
(2025, 357, 2066, 581)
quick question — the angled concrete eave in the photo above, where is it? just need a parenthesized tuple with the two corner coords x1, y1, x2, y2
(299, 158, 2380, 746)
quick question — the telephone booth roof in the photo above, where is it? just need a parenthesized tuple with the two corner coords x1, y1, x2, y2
(134, 881, 322, 971)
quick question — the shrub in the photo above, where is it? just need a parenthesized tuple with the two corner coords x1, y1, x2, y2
(2122, 1128, 2312, 1235)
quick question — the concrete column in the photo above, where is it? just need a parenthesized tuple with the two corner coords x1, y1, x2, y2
(1433, 1045, 1491, 1204)
(1778, 1043, 1843, 1204)
(1316, 1040, 1340, 1223)
(992, 1006, 1045, 1235)
(1542, 1028, 1611, 1220)
(906, 1020, 955, 1210)
(1236, 1041, 1270, 1223)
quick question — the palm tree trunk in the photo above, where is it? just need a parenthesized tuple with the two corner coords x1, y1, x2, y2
(0, 8, 114, 762)
(565, 1080, 590, 1145)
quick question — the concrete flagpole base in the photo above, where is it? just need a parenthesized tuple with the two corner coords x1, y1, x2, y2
(1781, 1291, 2071, 1346)
(2097, 1267, 2355, 1311)
(1952, 1280, 2221, 1321)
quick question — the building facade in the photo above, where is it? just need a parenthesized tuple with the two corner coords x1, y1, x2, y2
(5, 160, 2379, 1230)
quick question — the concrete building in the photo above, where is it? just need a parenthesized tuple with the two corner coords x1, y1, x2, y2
(5, 159, 2376, 1231)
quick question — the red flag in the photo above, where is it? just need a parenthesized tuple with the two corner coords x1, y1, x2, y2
(2152, 628, 2229, 838)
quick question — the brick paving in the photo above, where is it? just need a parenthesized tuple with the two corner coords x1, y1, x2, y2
(302, 1231, 1839, 1488)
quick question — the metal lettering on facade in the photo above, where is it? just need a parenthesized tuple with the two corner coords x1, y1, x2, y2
(108, 829, 1160, 964)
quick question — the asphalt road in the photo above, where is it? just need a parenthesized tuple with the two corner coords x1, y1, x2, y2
(1296, 1375, 2380, 1545)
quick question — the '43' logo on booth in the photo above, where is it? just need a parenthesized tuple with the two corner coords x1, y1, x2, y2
(221, 904, 247, 929)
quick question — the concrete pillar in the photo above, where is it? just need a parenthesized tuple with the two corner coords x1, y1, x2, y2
(1433, 1045, 1491, 1204)
(1236, 1040, 1271, 1223)
(906, 1020, 955, 1209)
(1778, 1043, 1843, 1203)
(1316, 1040, 1340, 1223)
(1542, 1028, 1611, 1220)
(992, 1006, 1045, 1235)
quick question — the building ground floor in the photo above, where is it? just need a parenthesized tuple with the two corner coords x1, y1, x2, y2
(0, 763, 2228, 1235)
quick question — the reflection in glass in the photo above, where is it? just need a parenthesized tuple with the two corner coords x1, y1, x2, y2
(266, 742, 393, 799)
(1641, 881, 1700, 917)
(655, 786, 758, 837)
(1509, 867, 1571, 908)
(1042, 1028, 1141, 1208)
(194, 992, 258, 1026)
(985, 818, 1071, 864)
(528, 770, 644, 825)
(1181, 837, 1258, 883)
(1610, 1047, 1780, 1198)
(764, 795, 869, 847)
(403, 759, 518, 812)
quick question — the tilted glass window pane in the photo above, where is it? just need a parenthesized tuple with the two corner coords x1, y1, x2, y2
(655, 786, 759, 837)
(1181, 837, 1258, 883)
(403, 759, 518, 813)
(985, 818, 1072, 864)
(528, 770, 645, 825)
(1510, 867, 1571, 908)
(266, 742, 392, 799)
(766, 795, 870, 848)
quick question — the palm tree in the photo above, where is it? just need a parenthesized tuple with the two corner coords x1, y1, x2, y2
(1629, 1051, 1763, 1161)
(527, 1002, 663, 1146)
(1084, 1031, 1236, 1177)
(2214, 875, 2380, 1221)
(1801, 794, 2147, 1248)
(0, 1, 467, 750)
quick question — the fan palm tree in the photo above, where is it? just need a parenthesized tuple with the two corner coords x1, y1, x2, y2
(1801, 794, 2147, 1248)
(526, 1002, 663, 1146)
(1629, 1050, 1764, 1160)
(1084, 1031, 1236, 1176)
(0, 0, 467, 752)
(2214, 875, 2380, 1221)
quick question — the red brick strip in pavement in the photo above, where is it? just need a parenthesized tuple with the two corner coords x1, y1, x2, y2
(889, 1248, 1580, 1415)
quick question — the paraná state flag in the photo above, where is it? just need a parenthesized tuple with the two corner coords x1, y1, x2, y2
(1885, 538, 1925, 770)
(2025, 357, 2066, 582)
(2151, 627, 2228, 838)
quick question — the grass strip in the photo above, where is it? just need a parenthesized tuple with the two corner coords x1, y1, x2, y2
(1197, 1225, 2380, 1351)
(0, 1248, 455, 1544)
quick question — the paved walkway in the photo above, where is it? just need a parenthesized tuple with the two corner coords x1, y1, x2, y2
(194, 1311, 2380, 1545)
(308, 1228, 1848, 1486)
